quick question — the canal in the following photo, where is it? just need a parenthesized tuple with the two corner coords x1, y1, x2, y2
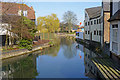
(2, 37, 97, 79)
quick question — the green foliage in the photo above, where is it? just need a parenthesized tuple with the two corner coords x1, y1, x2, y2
(11, 16, 36, 40)
(18, 39, 32, 50)
(26, 45, 32, 51)
(48, 41, 53, 45)
(23, 16, 35, 29)
(29, 29, 38, 37)
(37, 14, 60, 33)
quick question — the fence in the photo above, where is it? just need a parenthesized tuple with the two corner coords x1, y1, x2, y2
(37, 33, 56, 40)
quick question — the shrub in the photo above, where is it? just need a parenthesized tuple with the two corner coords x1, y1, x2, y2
(18, 39, 32, 50)
(48, 41, 53, 45)
(26, 45, 32, 51)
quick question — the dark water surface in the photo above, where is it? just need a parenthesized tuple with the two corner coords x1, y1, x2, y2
(2, 37, 94, 79)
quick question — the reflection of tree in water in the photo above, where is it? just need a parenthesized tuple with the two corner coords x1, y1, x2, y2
(60, 37, 77, 59)
(40, 44, 60, 57)
(2, 54, 38, 78)
(39, 38, 60, 57)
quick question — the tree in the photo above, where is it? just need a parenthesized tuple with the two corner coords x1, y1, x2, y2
(37, 14, 60, 33)
(11, 16, 35, 40)
(63, 11, 78, 33)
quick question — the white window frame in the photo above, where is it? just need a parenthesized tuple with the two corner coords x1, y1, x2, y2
(112, 24, 119, 54)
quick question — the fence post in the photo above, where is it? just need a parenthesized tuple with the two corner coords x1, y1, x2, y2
(48, 33, 49, 40)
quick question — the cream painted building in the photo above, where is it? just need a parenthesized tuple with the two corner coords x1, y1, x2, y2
(109, 0, 120, 56)
(84, 6, 102, 43)
(84, 1, 110, 46)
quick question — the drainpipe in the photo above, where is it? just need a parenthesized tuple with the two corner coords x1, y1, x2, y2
(89, 20, 91, 43)
(100, 19, 101, 46)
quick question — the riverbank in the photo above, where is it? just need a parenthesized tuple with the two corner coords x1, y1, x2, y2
(76, 38, 120, 79)
(56, 33, 75, 37)
(2, 42, 54, 60)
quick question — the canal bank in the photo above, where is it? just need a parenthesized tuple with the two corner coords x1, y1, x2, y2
(76, 39, 120, 79)
(2, 42, 54, 60)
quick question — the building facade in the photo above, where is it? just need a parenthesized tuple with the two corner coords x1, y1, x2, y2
(109, 0, 120, 57)
(84, 1, 110, 47)
(0, 2, 36, 46)
(84, 6, 102, 44)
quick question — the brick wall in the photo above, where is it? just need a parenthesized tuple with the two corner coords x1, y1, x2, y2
(104, 12, 110, 43)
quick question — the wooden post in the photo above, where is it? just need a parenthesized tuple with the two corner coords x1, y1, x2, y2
(48, 33, 49, 40)
(43, 33, 44, 39)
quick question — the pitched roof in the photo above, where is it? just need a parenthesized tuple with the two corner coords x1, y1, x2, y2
(108, 9, 120, 22)
(1, 15, 21, 23)
(85, 6, 102, 19)
(2, 2, 35, 20)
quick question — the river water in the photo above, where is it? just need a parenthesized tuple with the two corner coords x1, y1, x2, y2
(2, 37, 96, 79)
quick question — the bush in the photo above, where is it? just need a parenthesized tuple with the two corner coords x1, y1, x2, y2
(48, 41, 53, 45)
(18, 39, 32, 50)
(26, 45, 32, 51)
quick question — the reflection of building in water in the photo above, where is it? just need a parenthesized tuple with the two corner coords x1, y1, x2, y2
(2, 54, 38, 78)
(83, 47, 98, 78)
(76, 44, 83, 52)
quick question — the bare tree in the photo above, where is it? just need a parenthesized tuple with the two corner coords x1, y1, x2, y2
(63, 11, 78, 33)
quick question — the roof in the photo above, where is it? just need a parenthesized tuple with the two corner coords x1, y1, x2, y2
(85, 6, 102, 19)
(108, 9, 120, 22)
(79, 26, 84, 29)
(2, 2, 35, 20)
(1, 15, 21, 23)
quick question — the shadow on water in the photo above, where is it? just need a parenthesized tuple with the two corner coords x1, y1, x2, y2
(2, 37, 97, 79)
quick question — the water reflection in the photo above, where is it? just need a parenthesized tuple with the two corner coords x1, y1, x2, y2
(2, 54, 38, 78)
(83, 44, 98, 78)
(61, 38, 77, 59)
(2, 37, 93, 78)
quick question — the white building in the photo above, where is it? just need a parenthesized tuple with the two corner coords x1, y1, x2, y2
(84, 1, 110, 46)
(84, 6, 102, 43)
(109, 0, 120, 56)
(0, 2, 36, 46)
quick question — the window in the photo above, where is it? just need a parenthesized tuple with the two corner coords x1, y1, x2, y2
(99, 31, 101, 36)
(23, 11, 27, 17)
(18, 10, 27, 17)
(85, 31, 87, 34)
(97, 19, 99, 24)
(112, 24, 118, 41)
(97, 31, 99, 35)
(94, 31, 96, 35)
(85, 22, 87, 26)
(18, 10, 22, 16)
(112, 24, 118, 28)
(85, 13, 87, 17)
(99, 18, 101, 24)
(94, 20, 96, 24)
(91, 21, 93, 25)
(88, 22, 90, 25)
(88, 31, 90, 34)
(112, 42, 118, 52)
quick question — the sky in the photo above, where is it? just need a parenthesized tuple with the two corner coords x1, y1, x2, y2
(25, 2, 101, 26)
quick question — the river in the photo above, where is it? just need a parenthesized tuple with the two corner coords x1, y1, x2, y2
(2, 37, 97, 79)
